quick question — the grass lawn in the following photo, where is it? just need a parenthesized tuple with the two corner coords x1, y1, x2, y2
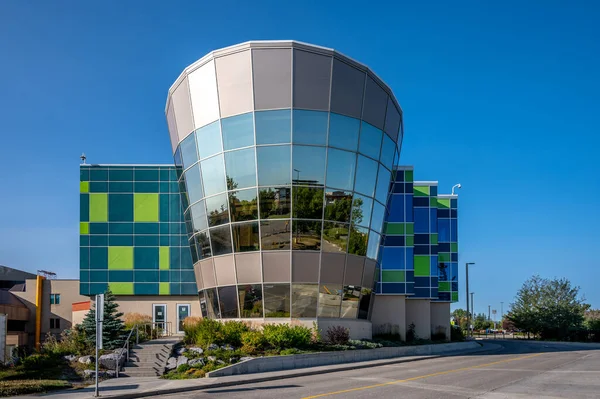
(0, 380, 72, 397)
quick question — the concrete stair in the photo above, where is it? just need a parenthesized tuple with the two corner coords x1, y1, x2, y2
(120, 337, 181, 377)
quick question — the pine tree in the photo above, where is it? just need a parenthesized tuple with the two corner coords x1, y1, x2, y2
(80, 288, 126, 350)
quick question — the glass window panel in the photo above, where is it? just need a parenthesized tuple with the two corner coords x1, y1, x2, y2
(292, 186, 324, 219)
(322, 222, 349, 253)
(195, 230, 212, 259)
(259, 187, 291, 219)
(201, 154, 227, 197)
(205, 288, 221, 318)
(370, 201, 386, 234)
(260, 220, 291, 251)
(326, 149, 356, 191)
(357, 288, 372, 319)
(255, 109, 291, 145)
(263, 283, 291, 317)
(257, 145, 291, 186)
(359, 122, 383, 161)
(438, 219, 450, 242)
(229, 188, 258, 222)
(375, 166, 392, 205)
(232, 222, 259, 252)
(348, 225, 368, 256)
(292, 110, 328, 146)
(224, 148, 256, 190)
(366, 231, 380, 260)
(178, 179, 189, 210)
(341, 285, 361, 319)
(414, 208, 429, 233)
(184, 164, 203, 206)
(190, 200, 208, 232)
(352, 194, 373, 228)
(318, 284, 342, 318)
(238, 284, 263, 318)
(174, 148, 182, 168)
(380, 134, 395, 171)
(291, 284, 318, 318)
(180, 134, 198, 170)
(218, 285, 239, 318)
(196, 121, 222, 160)
(209, 225, 232, 256)
(292, 220, 322, 251)
(328, 113, 360, 152)
(430, 208, 438, 233)
(324, 189, 352, 223)
(354, 156, 378, 197)
(292, 146, 326, 186)
(206, 193, 229, 226)
(221, 112, 254, 151)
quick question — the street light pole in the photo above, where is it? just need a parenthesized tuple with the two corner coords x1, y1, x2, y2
(488, 304, 491, 321)
(501, 301, 504, 319)
(470, 292, 475, 335)
(465, 262, 475, 338)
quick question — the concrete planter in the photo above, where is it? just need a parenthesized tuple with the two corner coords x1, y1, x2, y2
(208, 341, 480, 377)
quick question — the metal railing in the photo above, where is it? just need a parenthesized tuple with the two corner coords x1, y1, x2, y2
(115, 322, 173, 378)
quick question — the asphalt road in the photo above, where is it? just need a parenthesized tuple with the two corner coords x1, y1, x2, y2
(155, 340, 600, 399)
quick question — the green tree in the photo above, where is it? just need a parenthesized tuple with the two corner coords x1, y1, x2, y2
(452, 308, 469, 330)
(473, 313, 493, 331)
(80, 289, 126, 350)
(508, 275, 590, 339)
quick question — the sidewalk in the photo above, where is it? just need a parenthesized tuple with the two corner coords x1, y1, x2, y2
(27, 342, 498, 399)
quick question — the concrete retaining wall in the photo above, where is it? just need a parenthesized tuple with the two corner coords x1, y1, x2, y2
(208, 341, 481, 377)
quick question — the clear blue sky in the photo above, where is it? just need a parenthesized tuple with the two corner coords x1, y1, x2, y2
(1, 1, 598, 314)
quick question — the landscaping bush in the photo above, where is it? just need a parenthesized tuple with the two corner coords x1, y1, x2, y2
(42, 328, 89, 356)
(240, 331, 266, 354)
(406, 323, 417, 343)
(263, 324, 312, 349)
(220, 321, 250, 347)
(325, 326, 350, 345)
(348, 340, 383, 349)
(451, 326, 465, 342)
(0, 380, 71, 397)
(183, 317, 222, 347)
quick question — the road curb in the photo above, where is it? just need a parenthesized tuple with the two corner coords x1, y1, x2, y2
(94, 342, 499, 399)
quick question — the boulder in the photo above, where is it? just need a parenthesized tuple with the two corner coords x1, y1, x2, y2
(217, 360, 226, 365)
(176, 347, 186, 356)
(229, 356, 240, 364)
(98, 353, 125, 370)
(221, 344, 234, 351)
(188, 358, 205, 367)
(207, 343, 219, 351)
(78, 355, 94, 364)
(84, 370, 110, 379)
(240, 356, 253, 362)
(176, 355, 189, 368)
(189, 347, 204, 355)
(64, 355, 77, 362)
(166, 357, 178, 371)
(207, 356, 217, 362)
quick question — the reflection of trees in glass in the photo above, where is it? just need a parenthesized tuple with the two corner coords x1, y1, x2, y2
(348, 227, 368, 256)
(322, 222, 348, 252)
(208, 203, 228, 226)
(259, 187, 291, 219)
(227, 176, 258, 222)
(292, 187, 324, 219)
(195, 231, 211, 258)
(438, 262, 448, 280)
(232, 223, 259, 252)
(351, 198, 364, 225)
(238, 285, 263, 318)
(293, 220, 321, 250)
(324, 192, 352, 222)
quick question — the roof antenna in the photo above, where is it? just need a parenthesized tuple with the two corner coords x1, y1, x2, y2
(80, 153, 87, 165)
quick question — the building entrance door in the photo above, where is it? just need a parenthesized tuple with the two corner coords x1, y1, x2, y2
(153, 304, 167, 334)
(177, 304, 190, 334)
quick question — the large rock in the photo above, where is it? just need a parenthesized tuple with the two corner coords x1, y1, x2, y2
(221, 345, 234, 351)
(176, 355, 189, 368)
(84, 369, 113, 379)
(207, 356, 217, 362)
(176, 347, 186, 356)
(78, 355, 94, 364)
(98, 353, 125, 370)
(188, 358, 205, 367)
(207, 344, 219, 351)
(64, 355, 77, 362)
(166, 357, 177, 371)
(189, 347, 204, 355)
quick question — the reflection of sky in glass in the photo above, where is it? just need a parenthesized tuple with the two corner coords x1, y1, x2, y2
(380, 134, 395, 170)
(374, 165, 391, 205)
(292, 145, 326, 185)
(354, 156, 378, 197)
(370, 201, 386, 233)
(184, 164, 203, 204)
(221, 112, 254, 150)
(359, 122, 383, 161)
(329, 113, 360, 152)
(196, 121, 223, 160)
(225, 148, 256, 189)
(180, 133, 198, 170)
(366, 231, 380, 260)
(190, 200, 208, 231)
(326, 148, 356, 191)
(201, 154, 227, 196)
(352, 193, 373, 228)
(255, 110, 291, 145)
(257, 146, 291, 186)
(293, 110, 328, 145)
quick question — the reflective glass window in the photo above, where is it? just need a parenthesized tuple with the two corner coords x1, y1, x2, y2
(324, 190, 352, 223)
(292, 220, 322, 251)
(201, 154, 227, 197)
(180, 133, 198, 170)
(381, 247, 405, 270)
(366, 231, 380, 260)
(292, 146, 326, 186)
(370, 201, 386, 234)
(174, 148, 182, 167)
(291, 284, 318, 318)
(318, 284, 342, 318)
(438, 219, 450, 242)
(263, 283, 291, 317)
(221, 112, 254, 151)
(292, 110, 328, 146)
(328, 113, 360, 152)
(195, 231, 211, 259)
(357, 288, 372, 319)
(348, 225, 368, 256)
(352, 194, 373, 228)
(255, 109, 291, 145)
(359, 122, 383, 161)
(451, 219, 458, 241)
(206, 193, 229, 226)
(322, 222, 349, 253)
(375, 165, 392, 205)
(229, 188, 258, 222)
(224, 148, 257, 190)
(292, 187, 324, 219)
(209, 225, 232, 256)
(380, 134, 395, 171)
(354, 156, 378, 197)
(326, 149, 356, 191)
(232, 222, 259, 252)
(184, 164, 203, 206)
(218, 285, 239, 318)
(196, 121, 222, 160)
(341, 285, 361, 319)
(238, 284, 263, 318)
(259, 187, 291, 219)
(260, 220, 291, 251)
(190, 200, 208, 232)
(198, 291, 208, 318)
(189, 238, 199, 263)
(257, 145, 291, 186)
(414, 208, 429, 233)
(430, 208, 438, 233)
(205, 288, 220, 318)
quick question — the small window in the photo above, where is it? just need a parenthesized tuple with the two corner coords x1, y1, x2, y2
(50, 318, 61, 329)
(50, 294, 61, 305)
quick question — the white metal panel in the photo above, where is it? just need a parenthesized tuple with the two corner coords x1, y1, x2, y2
(215, 50, 254, 118)
(188, 60, 220, 130)
(171, 77, 195, 144)
(166, 98, 179, 154)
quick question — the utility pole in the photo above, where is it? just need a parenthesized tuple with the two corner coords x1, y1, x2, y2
(470, 292, 475, 337)
(465, 263, 475, 337)
(488, 304, 491, 321)
(501, 302, 504, 319)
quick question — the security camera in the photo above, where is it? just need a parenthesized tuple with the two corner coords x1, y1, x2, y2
(80, 153, 87, 164)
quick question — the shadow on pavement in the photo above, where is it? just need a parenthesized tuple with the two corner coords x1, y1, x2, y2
(454, 339, 600, 357)
(204, 384, 301, 394)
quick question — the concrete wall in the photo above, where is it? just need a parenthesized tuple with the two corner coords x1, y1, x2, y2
(371, 295, 406, 339)
(317, 318, 372, 340)
(405, 299, 431, 340)
(430, 302, 451, 341)
(114, 296, 201, 334)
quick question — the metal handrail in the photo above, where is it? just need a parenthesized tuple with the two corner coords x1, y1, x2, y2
(115, 322, 173, 378)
